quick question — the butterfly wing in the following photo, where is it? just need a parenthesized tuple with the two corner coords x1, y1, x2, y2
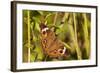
(47, 38, 65, 58)
(41, 30, 56, 54)
(41, 28, 67, 58)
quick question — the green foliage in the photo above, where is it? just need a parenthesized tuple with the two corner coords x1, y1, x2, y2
(23, 10, 91, 62)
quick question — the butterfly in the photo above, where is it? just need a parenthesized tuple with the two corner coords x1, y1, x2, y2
(40, 23, 69, 58)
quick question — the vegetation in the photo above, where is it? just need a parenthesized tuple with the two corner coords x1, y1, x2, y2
(23, 10, 91, 62)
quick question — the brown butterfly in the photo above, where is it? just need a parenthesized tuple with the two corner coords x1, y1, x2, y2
(40, 23, 69, 58)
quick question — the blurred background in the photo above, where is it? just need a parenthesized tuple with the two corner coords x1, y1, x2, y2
(23, 10, 91, 62)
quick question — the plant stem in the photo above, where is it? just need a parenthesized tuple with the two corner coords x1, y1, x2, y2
(53, 12, 58, 25)
(51, 12, 58, 31)
(62, 41, 73, 51)
(73, 13, 82, 60)
(62, 13, 69, 23)
(44, 55, 48, 61)
(27, 10, 31, 62)
(82, 13, 90, 58)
